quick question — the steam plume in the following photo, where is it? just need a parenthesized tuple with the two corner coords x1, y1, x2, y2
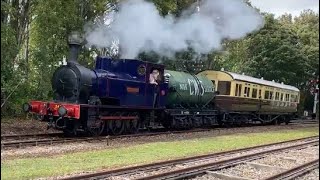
(85, 0, 264, 59)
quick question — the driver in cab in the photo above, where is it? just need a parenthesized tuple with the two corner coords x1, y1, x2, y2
(149, 69, 160, 85)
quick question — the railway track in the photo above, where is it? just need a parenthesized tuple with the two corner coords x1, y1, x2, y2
(60, 136, 319, 180)
(1, 120, 318, 149)
(1, 132, 63, 141)
(0, 128, 212, 149)
(289, 119, 319, 125)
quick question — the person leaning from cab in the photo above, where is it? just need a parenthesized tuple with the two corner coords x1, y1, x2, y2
(149, 69, 160, 85)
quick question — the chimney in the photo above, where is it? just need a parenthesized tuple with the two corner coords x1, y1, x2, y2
(68, 31, 83, 63)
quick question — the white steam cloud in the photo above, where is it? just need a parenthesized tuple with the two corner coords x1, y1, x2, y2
(85, 0, 264, 59)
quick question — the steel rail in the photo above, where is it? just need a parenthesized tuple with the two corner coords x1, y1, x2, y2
(263, 159, 319, 180)
(1, 121, 318, 149)
(1, 118, 316, 141)
(1, 132, 63, 140)
(133, 140, 319, 180)
(1, 128, 214, 149)
(59, 136, 319, 180)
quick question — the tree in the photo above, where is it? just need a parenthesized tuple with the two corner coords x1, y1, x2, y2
(293, 10, 319, 76)
(151, 0, 177, 16)
(292, 10, 319, 113)
(1, 0, 113, 116)
(1, 0, 33, 115)
(220, 40, 249, 73)
(28, 0, 112, 99)
(245, 14, 309, 87)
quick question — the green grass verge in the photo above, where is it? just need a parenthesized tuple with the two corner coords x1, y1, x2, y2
(1, 127, 319, 180)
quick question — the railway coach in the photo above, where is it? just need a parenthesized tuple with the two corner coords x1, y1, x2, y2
(199, 70, 300, 125)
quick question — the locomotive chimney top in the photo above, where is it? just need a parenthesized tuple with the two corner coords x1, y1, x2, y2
(68, 31, 83, 63)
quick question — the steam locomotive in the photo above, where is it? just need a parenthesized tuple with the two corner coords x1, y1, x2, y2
(23, 32, 300, 136)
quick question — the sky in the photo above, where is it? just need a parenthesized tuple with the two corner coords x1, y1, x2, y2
(250, 0, 319, 17)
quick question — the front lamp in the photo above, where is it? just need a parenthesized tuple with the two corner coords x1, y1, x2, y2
(58, 106, 68, 116)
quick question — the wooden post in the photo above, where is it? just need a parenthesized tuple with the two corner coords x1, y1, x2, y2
(313, 84, 319, 120)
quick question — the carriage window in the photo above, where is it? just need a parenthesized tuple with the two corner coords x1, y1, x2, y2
(244, 87, 247, 97)
(244, 87, 250, 97)
(211, 80, 215, 86)
(252, 88, 257, 98)
(235, 84, 242, 96)
(285, 94, 289, 101)
(235, 84, 239, 96)
(259, 89, 262, 98)
(275, 92, 280, 100)
(290, 94, 294, 102)
(280, 93, 284, 101)
(265, 91, 270, 99)
(269, 91, 273, 99)
(246, 87, 251, 97)
(218, 81, 231, 95)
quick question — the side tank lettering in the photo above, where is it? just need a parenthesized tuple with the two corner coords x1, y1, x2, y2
(179, 84, 188, 91)
(187, 79, 205, 96)
(179, 79, 213, 96)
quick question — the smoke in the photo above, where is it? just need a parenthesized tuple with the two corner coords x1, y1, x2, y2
(85, 0, 264, 59)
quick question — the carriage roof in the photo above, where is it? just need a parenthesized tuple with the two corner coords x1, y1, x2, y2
(199, 70, 299, 92)
(225, 71, 299, 92)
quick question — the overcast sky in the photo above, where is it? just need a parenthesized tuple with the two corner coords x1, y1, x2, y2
(250, 0, 319, 17)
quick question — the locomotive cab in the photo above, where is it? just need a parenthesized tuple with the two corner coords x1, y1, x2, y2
(93, 57, 168, 108)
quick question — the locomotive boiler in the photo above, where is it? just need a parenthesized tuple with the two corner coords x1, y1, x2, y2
(52, 33, 96, 104)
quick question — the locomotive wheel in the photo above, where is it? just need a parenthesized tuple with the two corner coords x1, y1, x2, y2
(87, 97, 105, 136)
(88, 118, 106, 136)
(108, 112, 124, 135)
(108, 120, 124, 135)
(127, 113, 139, 134)
(63, 124, 77, 137)
(123, 112, 139, 134)
(126, 119, 139, 134)
(161, 120, 172, 129)
(160, 112, 172, 129)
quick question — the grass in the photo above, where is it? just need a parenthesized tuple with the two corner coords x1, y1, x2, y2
(1, 127, 319, 180)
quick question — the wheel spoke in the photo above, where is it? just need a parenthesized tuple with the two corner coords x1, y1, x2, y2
(108, 112, 124, 135)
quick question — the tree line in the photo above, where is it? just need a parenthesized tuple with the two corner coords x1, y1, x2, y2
(1, 0, 319, 117)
